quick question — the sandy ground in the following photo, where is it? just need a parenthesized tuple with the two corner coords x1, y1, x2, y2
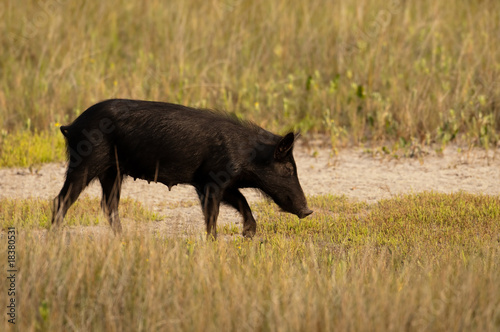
(1, 142, 499, 235)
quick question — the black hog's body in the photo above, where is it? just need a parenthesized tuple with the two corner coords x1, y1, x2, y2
(52, 99, 312, 238)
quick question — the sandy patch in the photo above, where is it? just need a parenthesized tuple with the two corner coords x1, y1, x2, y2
(1, 142, 498, 234)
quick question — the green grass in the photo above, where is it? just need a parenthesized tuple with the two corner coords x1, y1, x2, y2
(0, 127, 66, 168)
(1, 0, 499, 167)
(253, 193, 500, 255)
(0, 197, 161, 229)
(1, 192, 499, 331)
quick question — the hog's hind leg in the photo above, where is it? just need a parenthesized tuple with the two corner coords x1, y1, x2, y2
(99, 168, 123, 235)
(52, 167, 96, 229)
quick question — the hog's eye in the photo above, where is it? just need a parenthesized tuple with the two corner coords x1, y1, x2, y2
(283, 162, 294, 176)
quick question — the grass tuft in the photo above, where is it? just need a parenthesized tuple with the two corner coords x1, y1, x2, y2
(0, 129, 66, 167)
(0, 197, 161, 229)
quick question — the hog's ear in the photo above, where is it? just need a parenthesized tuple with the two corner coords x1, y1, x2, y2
(274, 132, 295, 160)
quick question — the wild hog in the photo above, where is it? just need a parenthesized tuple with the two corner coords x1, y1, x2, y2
(52, 99, 312, 238)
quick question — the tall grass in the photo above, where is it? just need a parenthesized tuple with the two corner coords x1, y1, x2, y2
(1, 192, 499, 331)
(1, 0, 499, 148)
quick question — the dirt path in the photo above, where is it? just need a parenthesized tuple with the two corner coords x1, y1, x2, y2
(1, 143, 499, 234)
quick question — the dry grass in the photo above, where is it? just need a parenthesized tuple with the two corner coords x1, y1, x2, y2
(1, 192, 499, 331)
(1, 0, 499, 155)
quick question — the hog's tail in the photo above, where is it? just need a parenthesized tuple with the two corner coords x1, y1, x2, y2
(60, 125, 70, 137)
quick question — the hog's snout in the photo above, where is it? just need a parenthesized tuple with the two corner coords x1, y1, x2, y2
(297, 208, 313, 219)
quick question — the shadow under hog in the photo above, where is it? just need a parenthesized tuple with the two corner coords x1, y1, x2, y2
(52, 99, 312, 238)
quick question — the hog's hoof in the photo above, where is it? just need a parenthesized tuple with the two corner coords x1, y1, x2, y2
(242, 227, 256, 238)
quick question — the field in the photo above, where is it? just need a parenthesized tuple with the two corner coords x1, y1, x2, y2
(1, 0, 500, 166)
(1, 0, 500, 331)
(1, 193, 500, 331)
